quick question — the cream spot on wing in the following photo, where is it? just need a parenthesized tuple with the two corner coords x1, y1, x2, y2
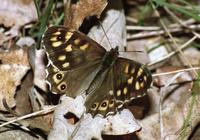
(144, 76, 147, 81)
(140, 82, 144, 88)
(128, 76, 133, 84)
(131, 68, 135, 74)
(137, 68, 143, 77)
(135, 81, 140, 90)
(137, 94, 142, 98)
(53, 68, 59, 72)
(58, 55, 66, 61)
(62, 62, 69, 68)
(52, 41, 62, 47)
(124, 64, 129, 74)
(123, 87, 128, 95)
(130, 97, 135, 100)
(80, 43, 89, 51)
(74, 39, 80, 45)
(53, 31, 61, 35)
(65, 44, 72, 52)
(65, 32, 73, 41)
(109, 90, 114, 95)
(50, 36, 57, 41)
(117, 90, 121, 96)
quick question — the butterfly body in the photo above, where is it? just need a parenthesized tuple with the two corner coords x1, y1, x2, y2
(43, 26, 152, 117)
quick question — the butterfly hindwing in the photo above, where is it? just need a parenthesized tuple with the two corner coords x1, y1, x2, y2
(85, 69, 118, 117)
(85, 57, 152, 117)
(113, 58, 152, 103)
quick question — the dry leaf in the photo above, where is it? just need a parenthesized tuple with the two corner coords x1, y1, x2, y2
(15, 71, 33, 116)
(0, 0, 37, 37)
(0, 47, 30, 111)
(0, 48, 29, 66)
(0, 64, 29, 111)
(64, 0, 107, 29)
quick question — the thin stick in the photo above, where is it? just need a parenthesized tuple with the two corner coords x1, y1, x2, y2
(150, 4, 199, 139)
(127, 25, 160, 31)
(69, 114, 85, 140)
(126, 16, 138, 24)
(0, 106, 56, 128)
(127, 24, 200, 40)
(127, 19, 196, 32)
(152, 67, 200, 77)
(162, 7, 197, 77)
(148, 36, 197, 66)
(118, 50, 143, 53)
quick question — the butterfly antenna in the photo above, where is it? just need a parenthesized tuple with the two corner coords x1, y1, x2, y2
(98, 21, 113, 49)
(118, 50, 144, 53)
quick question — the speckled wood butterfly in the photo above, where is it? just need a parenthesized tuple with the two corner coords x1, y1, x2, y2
(43, 26, 152, 117)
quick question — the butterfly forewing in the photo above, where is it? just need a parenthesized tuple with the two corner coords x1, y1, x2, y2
(43, 26, 106, 96)
(43, 26, 106, 71)
(46, 62, 100, 97)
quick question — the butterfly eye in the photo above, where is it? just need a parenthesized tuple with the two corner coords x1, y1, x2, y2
(58, 82, 67, 91)
(92, 104, 97, 108)
(91, 103, 98, 109)
(56, 73, 63, 80)
(90, 102, 99, 111)
(101, 102, 107, 107)
(110, 100, 114, 104)
(61, 84, 66, 90)
(109, 99, 115, 107)
(53, 73, 64, 84)
(57, 35, 62, 40)
(100, 100, 109, 109)
(138, 76, 144, 83)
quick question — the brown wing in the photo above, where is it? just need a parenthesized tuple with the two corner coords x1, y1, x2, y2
(85, 68, 118, 117)
(43, 26, 106, 96)
(85, 58, 152, 117)
(113, 58, 152, 103)
(43, 26, 106, 71)
(46, 62, 100, 97)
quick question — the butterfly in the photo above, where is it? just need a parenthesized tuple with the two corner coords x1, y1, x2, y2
(42, 25, 152, 117)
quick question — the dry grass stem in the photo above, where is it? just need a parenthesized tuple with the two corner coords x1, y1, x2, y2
(0, 106, 56, 128)
(153, 67, 200, 77)
(148, 36, 197, 66)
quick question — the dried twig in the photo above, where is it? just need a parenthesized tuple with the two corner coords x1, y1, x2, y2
(152, 67, 200, 77)
(0, 106, 56, 128)
(148, 36, 197, 67)
(163, 7, 198, 76)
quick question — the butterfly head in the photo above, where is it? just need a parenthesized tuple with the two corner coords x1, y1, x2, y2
(110, 47, 119, 56)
